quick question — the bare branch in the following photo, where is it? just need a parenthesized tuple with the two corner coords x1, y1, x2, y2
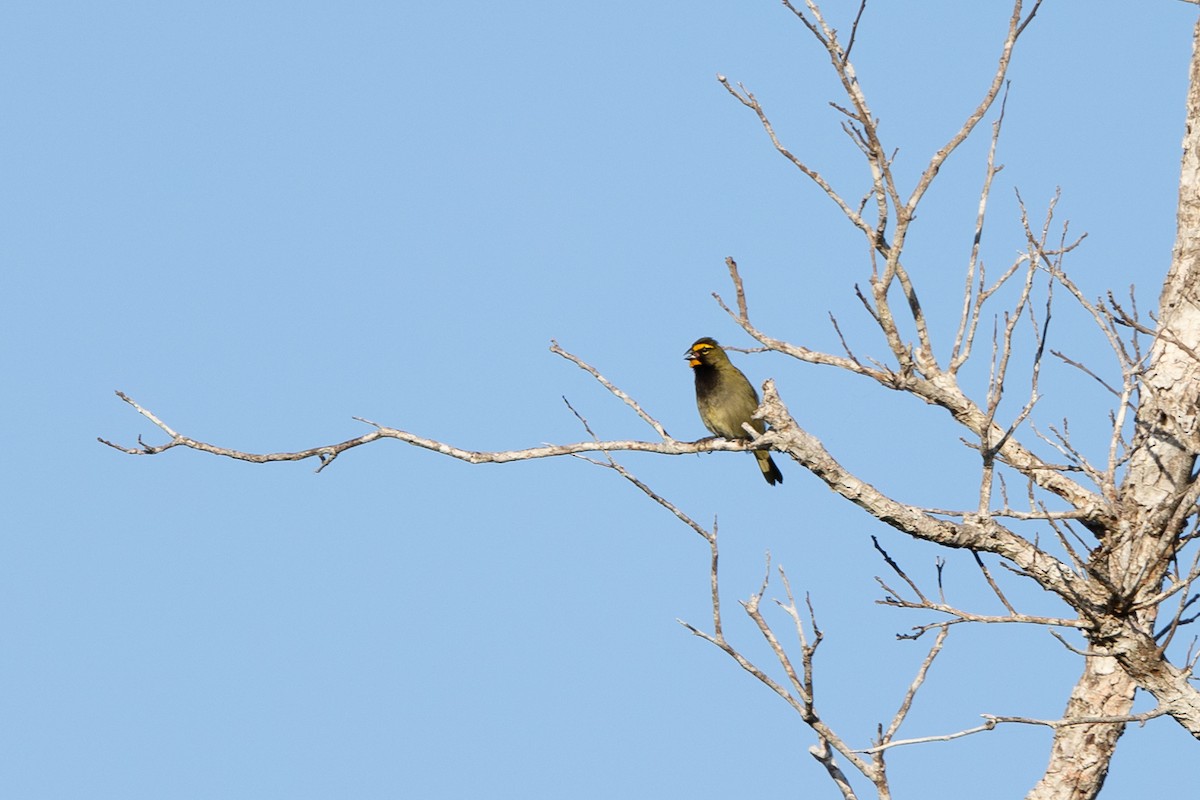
(755, 383, 1095, 604)
(975, 552, 1019, 615)
(559, 397, 713, 544)
(101, 392, 776, 470)
(951, 83, 1010, 373)
(809, 738, 861, 800)
(721, 277, 1110, 527)
(842, 0, 868, 64)
(1050, 349, 1124, 398)
(906, 2, 1035, 217)
(550, 340, 672, 439)
(879, 624, 951, 745)
(880, 599, 1084, 633)
(724, 257, 749, 321)
(856, 705, 1165, 755)
(98, 391, 383, 474)
(716, 75, 873, 239)
(680, 552, 877, 782)
(871, 536, 930, 605)
(714, 261, 890, 381)
(871, 534, 1084, 636)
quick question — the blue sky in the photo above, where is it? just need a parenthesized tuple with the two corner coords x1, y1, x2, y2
(4, 2, 1198, 797)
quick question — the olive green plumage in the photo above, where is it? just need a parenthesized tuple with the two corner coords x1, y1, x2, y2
(685, 337, 783, 486)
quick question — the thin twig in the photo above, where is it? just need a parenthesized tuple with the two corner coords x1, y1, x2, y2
(856, 704, 1165, 755)
(550, 340, 673, 439)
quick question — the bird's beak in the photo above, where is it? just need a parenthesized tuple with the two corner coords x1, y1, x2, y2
(685, 349, 701, 367)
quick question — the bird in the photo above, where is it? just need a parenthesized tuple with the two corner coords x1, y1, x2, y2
(685, 337, 783, 485)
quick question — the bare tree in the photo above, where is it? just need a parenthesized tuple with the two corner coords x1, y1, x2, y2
(101, 3, 1200, 798)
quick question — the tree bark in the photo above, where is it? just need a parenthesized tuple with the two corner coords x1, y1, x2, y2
(1025, 657, 1134, 800)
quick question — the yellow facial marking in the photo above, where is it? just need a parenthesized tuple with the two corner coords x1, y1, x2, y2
(687, 340, 715, 366)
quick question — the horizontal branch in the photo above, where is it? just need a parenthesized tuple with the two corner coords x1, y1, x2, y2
(854, 707, 1168, 754)
(878, 595, 1084, 631)
(99, 391, 770, 472)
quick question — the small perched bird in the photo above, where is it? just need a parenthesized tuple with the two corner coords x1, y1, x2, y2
(685, 337, 783, 485)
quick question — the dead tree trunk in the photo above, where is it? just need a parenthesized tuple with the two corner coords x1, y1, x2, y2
(1027, 15, 1200, 800)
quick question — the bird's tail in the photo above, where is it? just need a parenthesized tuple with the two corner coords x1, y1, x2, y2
(756, 451, 783, 486)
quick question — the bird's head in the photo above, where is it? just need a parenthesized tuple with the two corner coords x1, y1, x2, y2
(685, 337, 725, 368)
